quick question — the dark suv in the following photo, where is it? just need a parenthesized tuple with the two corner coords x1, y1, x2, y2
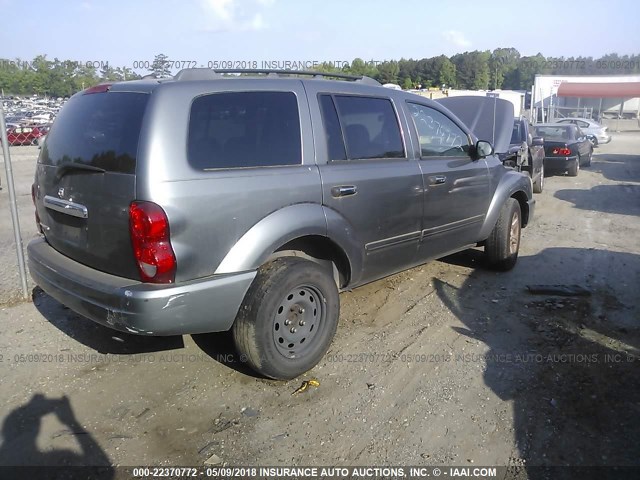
(28, 69, 534, 379)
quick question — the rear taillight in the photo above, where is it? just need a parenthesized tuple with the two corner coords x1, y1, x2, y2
(31, 183, 42, 234)
(129, 201, 176, 284)
(552, 147, 572, 156)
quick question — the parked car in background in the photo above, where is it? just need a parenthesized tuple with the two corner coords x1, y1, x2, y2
(556, 118, 611, 146)
(4, 125, 48, 146)
(500, 118, 545, 193)
(534, 123, 593, 176)
(29, 70, 534, 380)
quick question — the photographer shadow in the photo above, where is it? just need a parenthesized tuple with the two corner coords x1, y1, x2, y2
(436, 247, 640, 479)
(0, 394, 113, 478)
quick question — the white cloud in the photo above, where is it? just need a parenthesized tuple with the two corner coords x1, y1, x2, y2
(202, 0, 235, 21)
(200, 0, 274, 32)
(442, 30, 471, 48)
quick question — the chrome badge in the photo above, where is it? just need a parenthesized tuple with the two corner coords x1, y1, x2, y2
(58, 187, 65, 198)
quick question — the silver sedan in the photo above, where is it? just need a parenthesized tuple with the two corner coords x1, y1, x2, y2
(556, 118, 611, 146)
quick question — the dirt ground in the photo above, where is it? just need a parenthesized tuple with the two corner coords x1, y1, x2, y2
(0, 134, 638, 477)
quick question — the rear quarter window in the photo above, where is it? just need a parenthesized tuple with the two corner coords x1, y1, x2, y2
(188, 91, 302, 169)
(40, 92, 148, 174)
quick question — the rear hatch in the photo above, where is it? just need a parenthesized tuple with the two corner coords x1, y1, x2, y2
(34, 88, 149, 280)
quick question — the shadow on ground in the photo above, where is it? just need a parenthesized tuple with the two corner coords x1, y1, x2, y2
(589, 153, 640, 183)
(554, 184, 640, 216)
(0, 393, 113, 477)
(437, 248, 640, 478)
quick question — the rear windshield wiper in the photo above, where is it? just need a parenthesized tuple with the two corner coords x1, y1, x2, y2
(56, 163, 106, 180)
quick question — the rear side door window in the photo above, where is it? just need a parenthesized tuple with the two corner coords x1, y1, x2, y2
(188, 91, 301, 169)
(319, 95, 405, 160)
(406, 103, 470, 157)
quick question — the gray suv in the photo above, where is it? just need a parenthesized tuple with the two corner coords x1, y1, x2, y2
(28, 69, 534, 379)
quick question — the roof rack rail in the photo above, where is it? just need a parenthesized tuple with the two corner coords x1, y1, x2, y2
(173, 68, 380, 86)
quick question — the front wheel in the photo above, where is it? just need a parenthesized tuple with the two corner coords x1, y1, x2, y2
(232, 257, 340, 380)
(485, 198, 521, 271)
(532, 163, 544, 193)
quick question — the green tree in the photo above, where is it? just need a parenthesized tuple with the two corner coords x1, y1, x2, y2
(489, 47, 520, 89)
(437, 56, 457, 88)
(515, 54, 546, 90)
(376, 61, 400, 84)
(452, 51, 490, 89)
(100, 64, 121, 82)
(150, 53, 172, 78)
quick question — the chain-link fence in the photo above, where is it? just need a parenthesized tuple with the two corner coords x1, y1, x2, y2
(1, 105, 34, 306)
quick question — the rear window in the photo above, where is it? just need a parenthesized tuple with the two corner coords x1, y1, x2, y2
(40, 92, 148, 174)
(188, 91, 301, 169)
(534, 126, 572, 141)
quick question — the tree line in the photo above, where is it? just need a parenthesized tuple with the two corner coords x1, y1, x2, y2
(2, 49, 639, 97)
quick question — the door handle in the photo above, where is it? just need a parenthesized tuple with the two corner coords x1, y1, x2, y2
(43, 195, 88, 218)
(429, 175, 447, 185)
(331, 185, 358, 198)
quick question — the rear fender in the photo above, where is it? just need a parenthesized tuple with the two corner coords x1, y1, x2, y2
(215, 204, 362, 282)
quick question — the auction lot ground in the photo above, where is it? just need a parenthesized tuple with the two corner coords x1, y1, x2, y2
(0, 136, 638, 475)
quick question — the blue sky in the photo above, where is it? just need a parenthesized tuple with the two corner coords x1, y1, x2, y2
(1, 0, 638, 71)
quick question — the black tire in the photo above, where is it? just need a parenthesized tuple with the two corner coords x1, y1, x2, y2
(485, 198, 521, 271)
(532, 163, 544, 194)
(567, 156, 580, 176)
(583, 149, 592, 167)
(232, 257, 340, 380)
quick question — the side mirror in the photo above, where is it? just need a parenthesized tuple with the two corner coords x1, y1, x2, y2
(531, 136, 544, 147)
(474, 140, 494, 159)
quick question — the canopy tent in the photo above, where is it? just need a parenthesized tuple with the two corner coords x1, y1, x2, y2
(557, 82, 640, 98)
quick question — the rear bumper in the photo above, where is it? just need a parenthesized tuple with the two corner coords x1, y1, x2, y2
(28, 237, 256, 336)
(543, 155, 578, 171)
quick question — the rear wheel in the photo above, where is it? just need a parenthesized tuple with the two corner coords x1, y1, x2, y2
(485, 198, 521, 271)
(232, 257, 340, 380)
(532, 163, 544, 193)
(568, 156, 580, 176)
